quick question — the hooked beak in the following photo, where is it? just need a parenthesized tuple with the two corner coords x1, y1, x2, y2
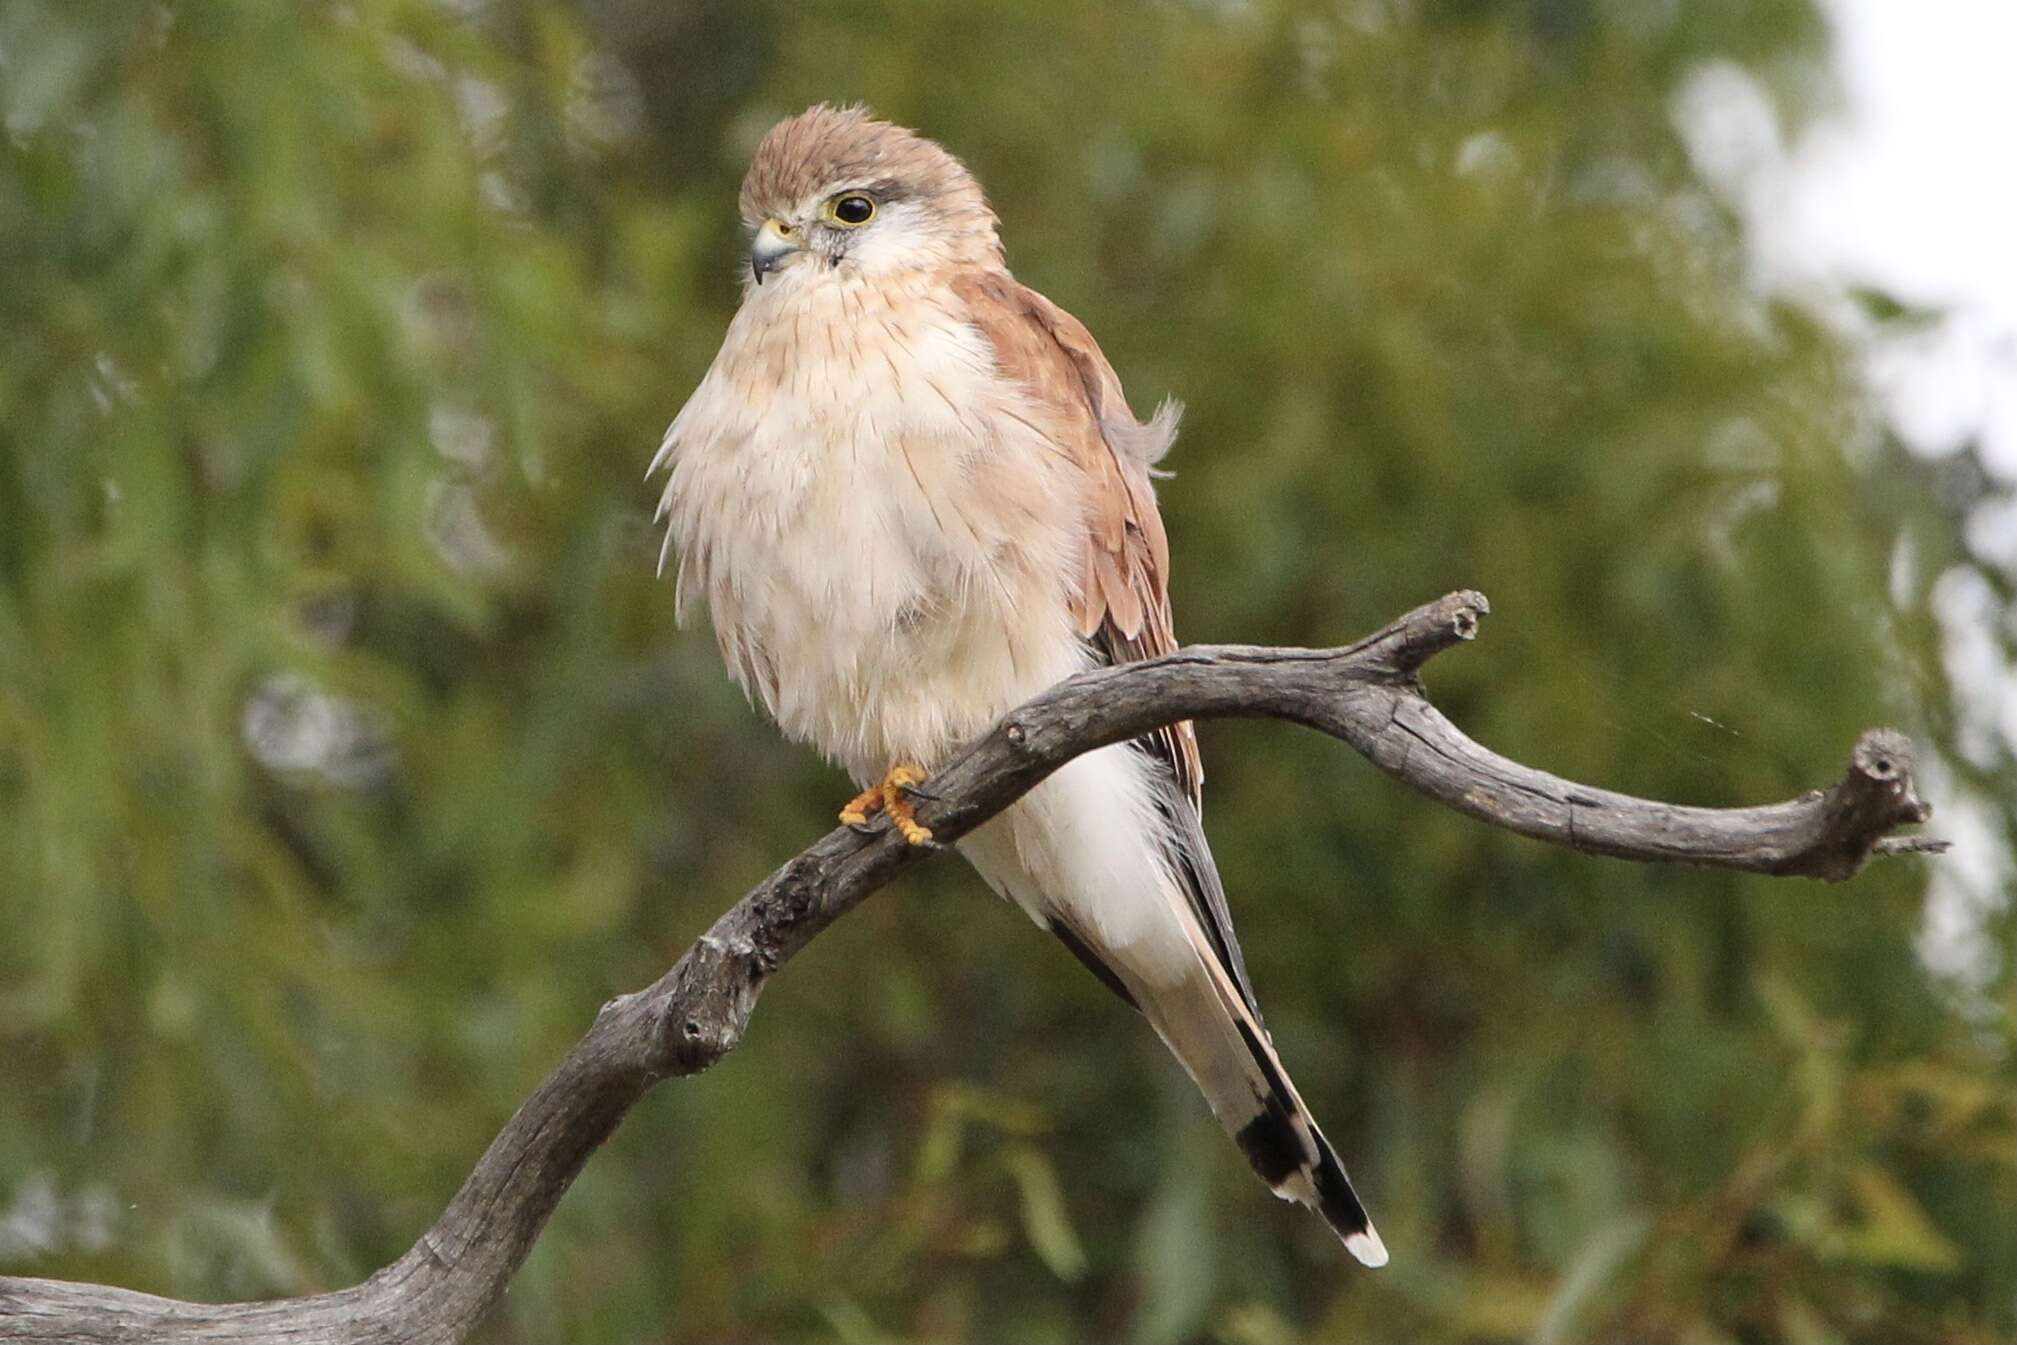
(750, 218, 801, 284)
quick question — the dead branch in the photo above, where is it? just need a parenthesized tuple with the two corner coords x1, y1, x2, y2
(0, 591, 1942, 1344)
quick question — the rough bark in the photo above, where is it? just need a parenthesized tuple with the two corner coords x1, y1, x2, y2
(0, 591, 1943, 1344)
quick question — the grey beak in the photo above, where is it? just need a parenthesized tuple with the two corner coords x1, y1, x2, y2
(750, 219, 800, 284)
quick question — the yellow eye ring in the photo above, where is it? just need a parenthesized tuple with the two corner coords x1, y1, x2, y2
(827, 192, 876, 227)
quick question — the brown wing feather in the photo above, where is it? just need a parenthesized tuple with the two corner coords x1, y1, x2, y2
(951, 270, 1202, 807)
(949, 277, 1392, 1263)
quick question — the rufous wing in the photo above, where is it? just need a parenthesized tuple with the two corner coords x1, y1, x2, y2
(951, 270, 1200, 807)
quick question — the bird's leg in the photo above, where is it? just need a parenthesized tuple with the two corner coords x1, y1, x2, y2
(880, 763, 934, 844)
(837, 762, 934, 845)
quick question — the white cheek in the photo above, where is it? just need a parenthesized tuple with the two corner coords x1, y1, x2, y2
(838, 202, 936, 275)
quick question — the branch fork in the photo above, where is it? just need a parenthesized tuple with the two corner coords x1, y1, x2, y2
(0, 591, 1942, 1344)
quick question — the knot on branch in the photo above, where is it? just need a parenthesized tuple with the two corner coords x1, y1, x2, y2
(743, 854, 833, 972)
(1443, 590, 1489, 641)
(655, 936, 755, 1075)
(1778, 728, 1946, 881)
(1848, 729, 1924, 807)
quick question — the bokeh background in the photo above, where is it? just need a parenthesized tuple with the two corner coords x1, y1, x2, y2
(3, 1, 2012, 1341)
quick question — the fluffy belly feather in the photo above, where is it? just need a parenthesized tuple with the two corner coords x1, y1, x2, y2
(655, 270, 1196, 980)
(658, 271, 1085, 783)
(750, 541, 1087, 785)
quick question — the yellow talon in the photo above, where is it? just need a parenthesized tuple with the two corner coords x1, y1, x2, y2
(837, 762, 934, 845)
(837, 786, 880, 830)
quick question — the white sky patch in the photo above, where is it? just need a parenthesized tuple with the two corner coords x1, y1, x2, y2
(1776, 0, 2017, 477)
(1675, 0, 2017, 998)
(1676, 1, 2017, 480)
(1913, 750, 2014, 1001)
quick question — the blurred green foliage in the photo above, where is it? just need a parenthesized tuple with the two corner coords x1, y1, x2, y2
(2, 0, 2012, 1341)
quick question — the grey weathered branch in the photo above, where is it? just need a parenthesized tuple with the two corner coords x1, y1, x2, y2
(0, 590, 1942, 1344)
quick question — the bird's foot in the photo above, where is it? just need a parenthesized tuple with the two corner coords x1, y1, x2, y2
(838, 762, 935, 845)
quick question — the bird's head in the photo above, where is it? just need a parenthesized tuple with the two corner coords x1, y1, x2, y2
(737, 104, 1002, 288)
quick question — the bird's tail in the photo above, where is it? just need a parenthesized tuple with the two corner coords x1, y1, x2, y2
(964, 744, 1383, 1264)
(1134, 932, 1388, 1267)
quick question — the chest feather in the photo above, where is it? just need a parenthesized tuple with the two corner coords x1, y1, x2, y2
(655, 273, 1086, 775)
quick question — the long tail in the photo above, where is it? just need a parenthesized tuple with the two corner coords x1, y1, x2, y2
(966, 744, 1387, 1266)
(1093, 900, 1388, 1268)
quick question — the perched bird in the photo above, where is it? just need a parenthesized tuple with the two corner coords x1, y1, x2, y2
(651, 104, 1385, 1267)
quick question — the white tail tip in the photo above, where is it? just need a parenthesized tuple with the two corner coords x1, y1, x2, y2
(1345, 1225, 1390, 1268)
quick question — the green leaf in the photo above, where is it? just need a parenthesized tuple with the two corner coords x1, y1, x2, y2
(1838, 1165, 1963, 1273)
(1003, 1144, 1087, 1283)
(1534, 1213, 1652, 1345)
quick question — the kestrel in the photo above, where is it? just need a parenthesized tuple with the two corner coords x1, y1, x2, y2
(651, 104, 1385, 1267)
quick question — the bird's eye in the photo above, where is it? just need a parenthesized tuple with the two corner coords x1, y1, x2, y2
(828, 193, 876, 226)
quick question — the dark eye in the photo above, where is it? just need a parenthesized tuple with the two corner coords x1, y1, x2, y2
(830, 193, 876, 226)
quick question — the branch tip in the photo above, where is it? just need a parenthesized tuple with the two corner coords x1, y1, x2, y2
(1382, 589, 1491, 674)
(1873, 835, 1952, 858)
(1845, 728, 1931, 824)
